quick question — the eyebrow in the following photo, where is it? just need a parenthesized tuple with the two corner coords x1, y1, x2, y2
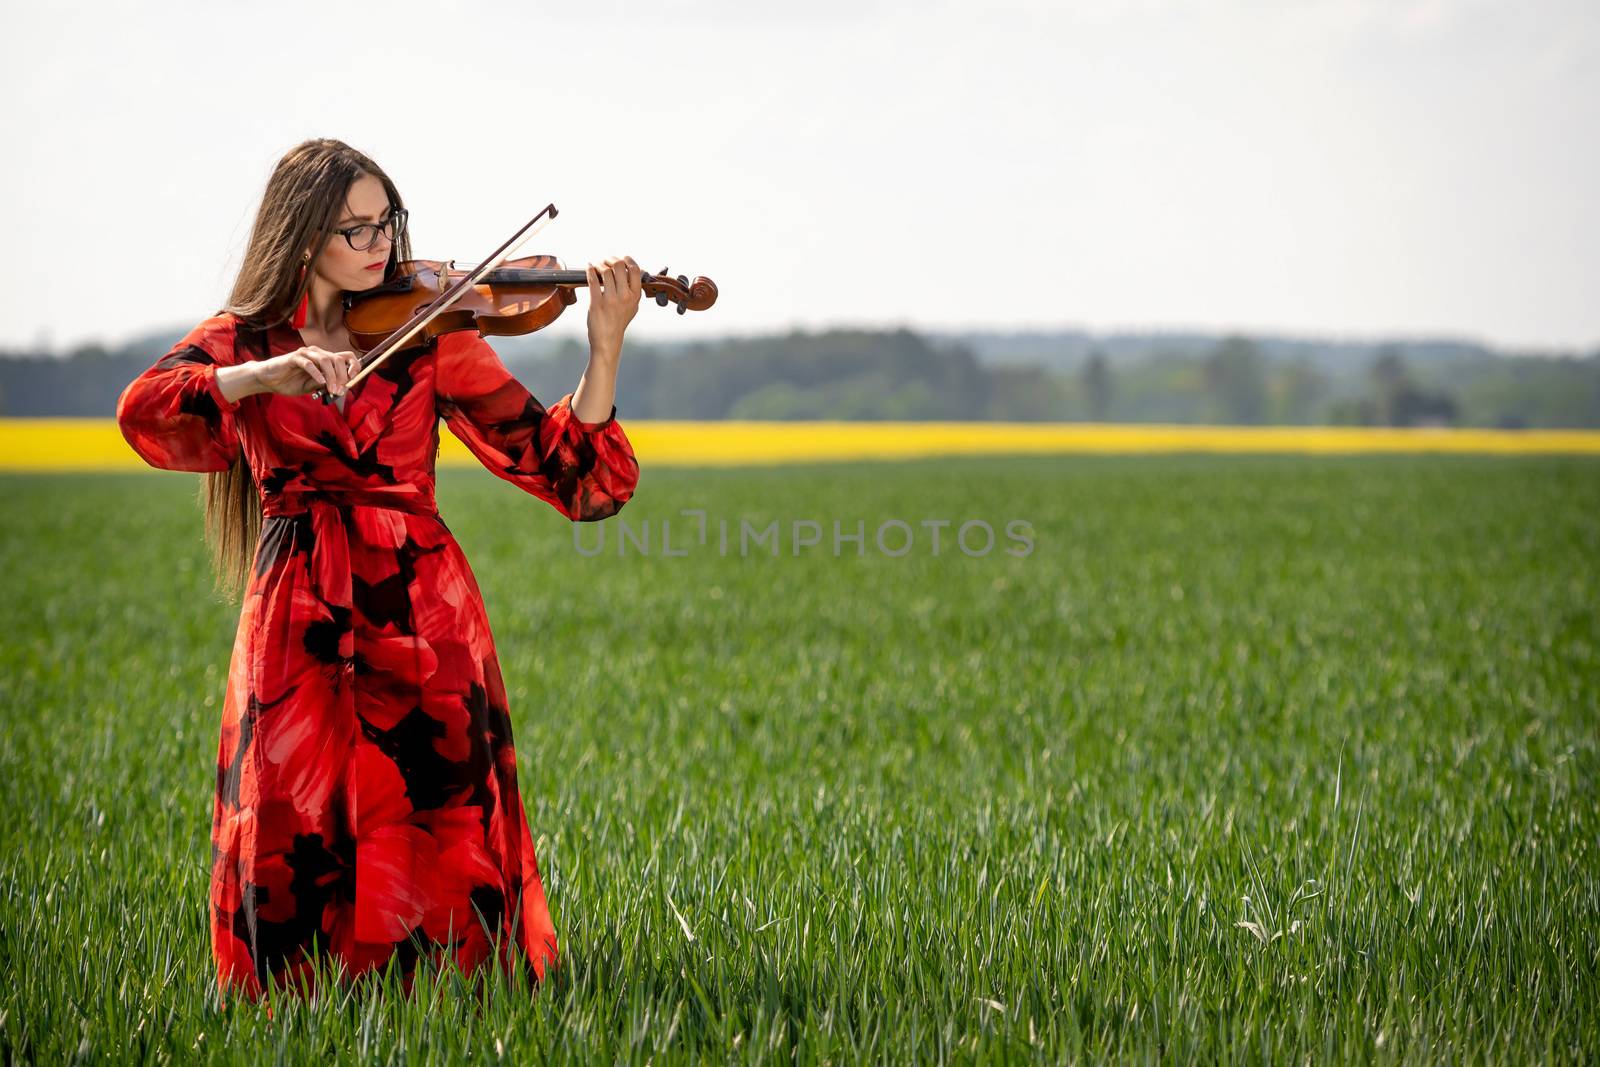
(338, 206, 393, 224)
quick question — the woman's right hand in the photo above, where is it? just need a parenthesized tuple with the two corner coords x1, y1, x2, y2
(251, 346, 362, 398)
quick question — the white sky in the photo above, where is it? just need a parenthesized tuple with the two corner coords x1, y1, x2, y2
(1, 0, 1595, 354)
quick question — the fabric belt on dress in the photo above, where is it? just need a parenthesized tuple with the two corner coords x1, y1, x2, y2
(260, 487, 439, 519)
(258, 488, 441, 662)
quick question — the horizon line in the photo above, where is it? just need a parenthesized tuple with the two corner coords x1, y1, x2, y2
(6, 319, 1597, 359)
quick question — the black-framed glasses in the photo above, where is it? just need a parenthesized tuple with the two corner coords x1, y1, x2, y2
(334, 207, 408, 252)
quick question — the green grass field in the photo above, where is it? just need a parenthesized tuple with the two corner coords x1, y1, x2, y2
(2, 455, 1596, 1063)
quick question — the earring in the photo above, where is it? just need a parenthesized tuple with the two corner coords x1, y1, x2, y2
(291, 253, 310, 330)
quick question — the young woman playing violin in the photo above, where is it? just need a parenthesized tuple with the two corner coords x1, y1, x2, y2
(115, 137, 643, 1005)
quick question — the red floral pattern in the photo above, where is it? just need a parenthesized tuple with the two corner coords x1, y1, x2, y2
(116, 313, 639, 1003)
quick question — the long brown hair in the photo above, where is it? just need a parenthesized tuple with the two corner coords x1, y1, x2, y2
(200, 137, 414, 602)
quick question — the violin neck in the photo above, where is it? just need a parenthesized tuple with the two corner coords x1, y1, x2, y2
(480, 268, 594, 287)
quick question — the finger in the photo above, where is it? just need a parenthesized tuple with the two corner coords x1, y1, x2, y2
(291, 354, 326, 393)
(334, 354, 352, 392)
(624, 255, 642, 297)
(302, 347, 336, 391)
(316, 352, 347, 394)
(588, 263, 601, 298)
(603, 260, 620, 296)
(293, 353, 326, 385)
(313, 352, 341, 393)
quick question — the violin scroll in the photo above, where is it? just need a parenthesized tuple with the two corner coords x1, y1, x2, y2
(644, 267, 719, 316)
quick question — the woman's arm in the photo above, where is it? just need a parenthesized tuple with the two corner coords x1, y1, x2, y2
(434, 330, 639, 521)
(569, 347, 619, 428)
(214, 363, 266, 405)
(116, 316, 244, 472)
(569, 256, 642, 425)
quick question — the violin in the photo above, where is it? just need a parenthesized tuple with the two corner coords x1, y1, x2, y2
(316, 204, 716, 404)
(341, 255, 718, 352)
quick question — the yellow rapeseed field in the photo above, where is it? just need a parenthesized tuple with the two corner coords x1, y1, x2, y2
(2, 417, 1598, 470)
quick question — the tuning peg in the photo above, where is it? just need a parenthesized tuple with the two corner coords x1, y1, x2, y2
(676, 274, 690, 288)
(656, 266, 670, 277)
(656, 292, 670, 307)
(676, 301, 687, 315)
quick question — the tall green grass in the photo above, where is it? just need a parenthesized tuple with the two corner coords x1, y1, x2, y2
(1, 455, 1596, 1063)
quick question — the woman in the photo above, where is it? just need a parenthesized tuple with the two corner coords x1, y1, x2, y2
(115, 137, 642, 1004)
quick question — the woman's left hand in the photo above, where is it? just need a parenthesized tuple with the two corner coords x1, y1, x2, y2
(586, 255, 643, 364)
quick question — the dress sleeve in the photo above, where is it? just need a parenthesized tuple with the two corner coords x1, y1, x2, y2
(434, 330, 640, 522)
(115, 315, 243, 473)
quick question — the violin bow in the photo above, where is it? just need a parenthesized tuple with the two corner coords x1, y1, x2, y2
(315, 203, 558, 404)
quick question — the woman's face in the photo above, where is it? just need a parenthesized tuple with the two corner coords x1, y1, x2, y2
(309, 171, 396, 294)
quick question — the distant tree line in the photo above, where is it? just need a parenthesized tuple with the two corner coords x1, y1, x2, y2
(1071, 337, 1465, 427)
(3, 325, 1597, 427)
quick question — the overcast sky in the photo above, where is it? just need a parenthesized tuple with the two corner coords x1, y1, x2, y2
(1, 0, 1594, 354)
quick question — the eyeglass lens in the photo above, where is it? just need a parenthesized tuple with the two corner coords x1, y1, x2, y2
(347, 210, 406, 251)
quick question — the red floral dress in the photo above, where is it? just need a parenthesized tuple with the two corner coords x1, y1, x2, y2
(115, 312, 639, 1003)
